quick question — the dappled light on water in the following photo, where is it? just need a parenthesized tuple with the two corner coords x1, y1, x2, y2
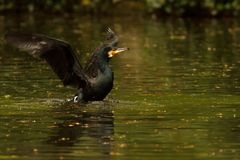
(0, 15, 239, 159)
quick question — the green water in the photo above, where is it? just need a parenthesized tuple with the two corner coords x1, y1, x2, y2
(0, 14, 239, 160)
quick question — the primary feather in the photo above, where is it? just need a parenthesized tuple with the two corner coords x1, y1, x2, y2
(5, 32, 87, 88)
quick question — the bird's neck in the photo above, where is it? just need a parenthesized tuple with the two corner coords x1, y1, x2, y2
(84, 55, 110, 78)
(98, 57, 110, 71)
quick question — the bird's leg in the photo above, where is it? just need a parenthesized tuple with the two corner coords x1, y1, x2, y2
(73, 88, 84, 103)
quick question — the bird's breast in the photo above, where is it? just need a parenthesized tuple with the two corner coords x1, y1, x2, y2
(92, 69, 113, 90)
(84, 68, 113, 100)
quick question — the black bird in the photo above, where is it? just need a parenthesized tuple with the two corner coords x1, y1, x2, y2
(5, 28, 128, 102)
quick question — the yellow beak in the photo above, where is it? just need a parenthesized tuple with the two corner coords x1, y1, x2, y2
(108, 47, 129, 58)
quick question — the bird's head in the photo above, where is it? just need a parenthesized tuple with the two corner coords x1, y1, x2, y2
(96, 28, 128, 61)
(106, 46, 129, 58)
(95, 46, 128, 61)
(105, 28, 129, 59)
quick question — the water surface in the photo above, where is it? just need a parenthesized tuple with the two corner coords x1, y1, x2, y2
(0, 15, 240, 160)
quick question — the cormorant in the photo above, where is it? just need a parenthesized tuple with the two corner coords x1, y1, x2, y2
(5, 28, 128, 102)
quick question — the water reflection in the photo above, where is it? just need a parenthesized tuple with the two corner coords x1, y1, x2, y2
(0, 14, 240, 160)
(47, 102, 114, 155)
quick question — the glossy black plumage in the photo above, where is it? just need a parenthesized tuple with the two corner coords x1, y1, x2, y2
(5, 28, 128, 102)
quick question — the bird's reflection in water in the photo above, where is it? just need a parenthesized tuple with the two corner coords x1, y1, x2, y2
(46, 101, 114, 155)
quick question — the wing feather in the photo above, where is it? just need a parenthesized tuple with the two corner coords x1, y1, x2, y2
(5, 32, 87, 88)
(105, 27, 119, 47)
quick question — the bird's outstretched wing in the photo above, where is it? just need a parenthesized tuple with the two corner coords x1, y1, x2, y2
(5, 32, 87, 88)
(105, 27, 119, 47)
